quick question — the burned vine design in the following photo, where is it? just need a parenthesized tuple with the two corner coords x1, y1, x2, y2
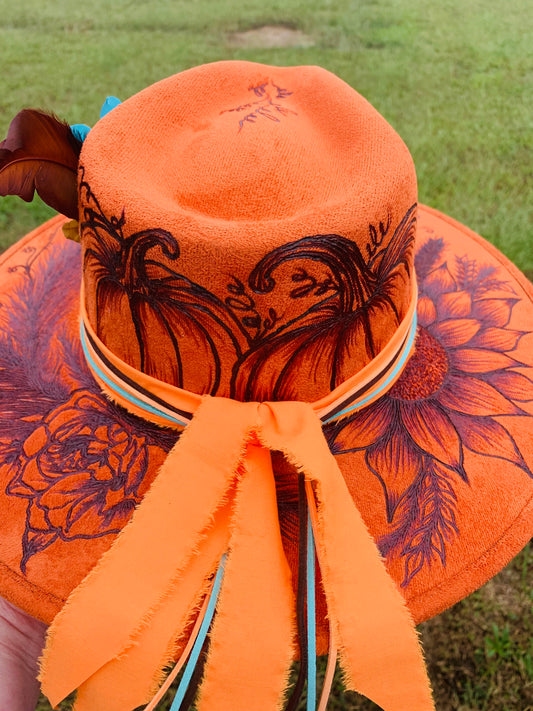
(221, 80, 297, 131)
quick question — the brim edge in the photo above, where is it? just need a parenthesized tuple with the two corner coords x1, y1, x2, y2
(0, 210, 532, 625)
(419, 204, 533, 301)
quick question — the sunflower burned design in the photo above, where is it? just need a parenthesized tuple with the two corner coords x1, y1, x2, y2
(0, 237, 174, 572)
(82, 175, 416, 402)
(326, 237, 533, 586)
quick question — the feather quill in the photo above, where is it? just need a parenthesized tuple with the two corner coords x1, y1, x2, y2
(0, 109, 82, 219)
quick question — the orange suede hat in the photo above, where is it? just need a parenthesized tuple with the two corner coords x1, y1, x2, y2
(0, 60, 532, 711)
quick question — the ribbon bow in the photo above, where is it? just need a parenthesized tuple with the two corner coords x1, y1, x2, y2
(40, 396, 434, 711)
(39, 278, 434, 710)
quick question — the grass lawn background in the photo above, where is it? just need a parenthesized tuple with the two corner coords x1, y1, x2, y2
(0, 0, 531, 709)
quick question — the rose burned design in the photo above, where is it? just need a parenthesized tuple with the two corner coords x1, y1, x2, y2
(7, 391, 168, 573)
(0, 234, 174, 572)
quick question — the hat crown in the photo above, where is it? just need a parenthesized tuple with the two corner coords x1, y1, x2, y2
(80, 61, 417, 402)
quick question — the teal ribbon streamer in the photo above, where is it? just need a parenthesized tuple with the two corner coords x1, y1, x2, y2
(70, 124, 91, 143)
(307, 510, 316, 711)
(100, 96, 121, 117)
(169, 554, 228, 711)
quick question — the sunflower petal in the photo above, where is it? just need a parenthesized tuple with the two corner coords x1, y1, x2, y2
(486, 371, 533, 402)
(438, 374, 523, 416)
(437, 290, 471, 319)
(327, 399, 394, 452)
(416, 296, 436, 327)
(421, 263, 456, 298)
(366, 432, 423, 518)
(450, 348, 519, 373)
(431, 319, 480, 347)
(400, 401, 464, 473)
(472, 298, 519, 328)
(469, 327, 526, 352)
(450, 413, 532, 475)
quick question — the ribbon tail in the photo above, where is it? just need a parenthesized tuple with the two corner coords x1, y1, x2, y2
(72, 502, 232, 711)
(168, 553, 228, 711)
(305, 444, 435, 711)
(143, 567, 220, 711)
(259, 401, 435, 711)
(197, 444, 296, 711)
(41, 396, 257, 707)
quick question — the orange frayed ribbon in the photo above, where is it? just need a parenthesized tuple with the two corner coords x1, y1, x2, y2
(40, 396, 434, 711)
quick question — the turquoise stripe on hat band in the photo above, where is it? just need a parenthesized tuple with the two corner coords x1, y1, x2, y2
(80, 321, 190, 428)
(307, 510, 317, 711)
(322, 311, 417, 424)
(81, 308, 417, 430)
(169, 554, 227, 711)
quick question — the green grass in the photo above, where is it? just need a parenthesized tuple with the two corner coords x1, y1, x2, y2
(1, 1, 532, 709)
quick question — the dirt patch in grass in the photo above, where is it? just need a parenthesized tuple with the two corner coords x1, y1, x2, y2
(228, 25, 315, 49)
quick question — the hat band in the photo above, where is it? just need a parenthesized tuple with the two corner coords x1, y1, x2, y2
(40, 278, 434, 711)
(78, 277, 418, 429)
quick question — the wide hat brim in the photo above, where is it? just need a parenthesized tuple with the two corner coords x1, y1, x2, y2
(0, 204, 532, 638)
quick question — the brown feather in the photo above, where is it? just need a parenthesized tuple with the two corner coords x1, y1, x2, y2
(0, 109, 82, 219)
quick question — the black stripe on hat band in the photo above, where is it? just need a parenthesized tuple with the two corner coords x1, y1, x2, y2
(84, 326, 194, 424)
(319, 326, 412, 423)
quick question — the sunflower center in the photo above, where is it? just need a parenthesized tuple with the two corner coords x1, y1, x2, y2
(390, 327, 448, 400)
